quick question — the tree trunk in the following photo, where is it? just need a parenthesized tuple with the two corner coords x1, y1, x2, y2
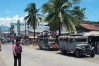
(59, 18, 61, 36)
(34, 28, 35, 42)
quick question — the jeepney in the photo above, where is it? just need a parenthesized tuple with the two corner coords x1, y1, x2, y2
(37, 36, 59, 51)
(58, 35, 95, 58)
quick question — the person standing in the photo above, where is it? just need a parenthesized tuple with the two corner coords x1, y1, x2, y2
(12, 39, 14, 45)
(13, 39, 22, 66)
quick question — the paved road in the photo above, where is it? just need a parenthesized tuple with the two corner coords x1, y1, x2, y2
(0, 44, 99, 66)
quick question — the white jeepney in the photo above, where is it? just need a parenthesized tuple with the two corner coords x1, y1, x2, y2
(58, 35, 95, 58)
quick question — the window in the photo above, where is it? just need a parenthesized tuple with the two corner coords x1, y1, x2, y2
(75, 39, 87, 42)
(66, 38, 68, 42)
(60, 38, 68, 42)
(70, 39, 73, 43)
(60, 38, 63, 42)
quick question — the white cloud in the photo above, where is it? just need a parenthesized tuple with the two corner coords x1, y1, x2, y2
(0, 15, 25, 27)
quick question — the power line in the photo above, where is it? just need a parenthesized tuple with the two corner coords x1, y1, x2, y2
(81, 2, 99, 21)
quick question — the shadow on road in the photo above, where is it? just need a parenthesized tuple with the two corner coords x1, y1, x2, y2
(36, 48, 60, 51)
(57, 52, 92, 58)
(36, 48, 46, 50)
(36, 47, 93, 58)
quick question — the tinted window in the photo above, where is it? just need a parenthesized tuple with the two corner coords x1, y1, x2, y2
(60, 38, 68, 42)
(75, 39, 87, 42)
(70, 39, 73, 43)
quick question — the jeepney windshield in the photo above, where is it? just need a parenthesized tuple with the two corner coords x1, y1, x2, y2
(75, 38, 87, 44)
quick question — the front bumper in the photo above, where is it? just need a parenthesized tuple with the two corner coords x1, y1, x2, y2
(81, 49, 95, 55)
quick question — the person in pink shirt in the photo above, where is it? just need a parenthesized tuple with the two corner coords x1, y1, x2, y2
(13, 39, 22, 66)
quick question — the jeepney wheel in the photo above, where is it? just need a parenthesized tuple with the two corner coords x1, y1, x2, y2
(90, 54, 95, 57)
(47, 46, 50, 51)
(39, 46, 43, 50)
(75, 50, 80, 58)
(61, 48, 66, 54)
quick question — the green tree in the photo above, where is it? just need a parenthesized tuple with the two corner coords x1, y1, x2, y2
(42, 0, 81, 35)
(68, 6, 87, 20)
(24, 3, 42, 41)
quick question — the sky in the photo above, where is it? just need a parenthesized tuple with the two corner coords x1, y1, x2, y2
(0, 0, 99, 27)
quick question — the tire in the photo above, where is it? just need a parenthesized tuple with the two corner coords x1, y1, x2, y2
(47, 46, 50, 51)
(75, 50, 80, 58)
(39, 46, 43, 50)
(90, 54, 95, 57)
(61, 48, 66, 54)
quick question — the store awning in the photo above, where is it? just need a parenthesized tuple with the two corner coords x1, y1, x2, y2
(29, 36, 38, 38)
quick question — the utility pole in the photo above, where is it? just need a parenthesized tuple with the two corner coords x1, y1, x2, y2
(25, 20, 26, 39)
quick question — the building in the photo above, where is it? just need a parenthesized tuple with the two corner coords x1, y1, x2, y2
(76, 20, 99, 33)
(10, 20, 50, 39)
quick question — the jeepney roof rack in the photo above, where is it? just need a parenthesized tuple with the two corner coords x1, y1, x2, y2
(60, 33, 70, 36)
(59, 33, 83, 36)
(69, 34, 83, 36)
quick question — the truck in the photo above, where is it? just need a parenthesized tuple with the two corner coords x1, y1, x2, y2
(58, 35, 95, 58)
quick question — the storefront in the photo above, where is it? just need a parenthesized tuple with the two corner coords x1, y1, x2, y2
(29, 36, 38, 44)
(84, 31, 99, 54)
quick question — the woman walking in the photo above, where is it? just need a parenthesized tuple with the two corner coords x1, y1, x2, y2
(13, 39, 22, 66)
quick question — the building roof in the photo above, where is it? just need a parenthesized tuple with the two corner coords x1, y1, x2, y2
(79, 20, 99, 24)
(80, 24, 99, 31)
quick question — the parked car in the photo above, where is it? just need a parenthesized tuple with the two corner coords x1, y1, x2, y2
(58, 35, 95, 58)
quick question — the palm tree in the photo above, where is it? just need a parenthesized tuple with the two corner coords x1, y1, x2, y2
(42, 0, 81, 35)
(24, 3, 42, 41)
(68, 6, 88, 20)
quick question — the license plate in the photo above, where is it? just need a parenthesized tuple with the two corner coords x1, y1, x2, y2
(87, 52, 91, 55)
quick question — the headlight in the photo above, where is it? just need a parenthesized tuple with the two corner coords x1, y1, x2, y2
(81, 45, 85, 49)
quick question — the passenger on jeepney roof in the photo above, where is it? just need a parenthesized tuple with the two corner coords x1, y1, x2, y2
(44, 32, 49, 38)
(40, 33, 43, 38)
(49, 35, 52, 38)
(51, 33, 54, 38)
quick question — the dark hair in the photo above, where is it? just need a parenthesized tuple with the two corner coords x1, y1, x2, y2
(16, 39, 20, 42)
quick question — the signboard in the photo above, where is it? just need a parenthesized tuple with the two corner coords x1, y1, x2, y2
(0, 27, 1, 51)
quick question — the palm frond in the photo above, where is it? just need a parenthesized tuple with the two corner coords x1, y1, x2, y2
(58, 12, 63, 23)
(61, 2, 72, 9)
